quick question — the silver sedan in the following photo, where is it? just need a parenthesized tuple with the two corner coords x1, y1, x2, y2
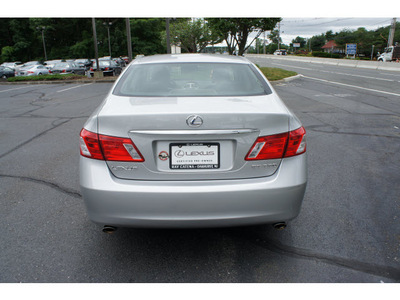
(16, 65, 50, 76)
(79, 54, 307, 232)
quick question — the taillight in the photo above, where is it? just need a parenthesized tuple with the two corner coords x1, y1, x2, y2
(79, 129, 144, 162)
(61, 69, 66, 73)
(27, 71, 34, 74)
(245, 127, 306, 161)
(104, 67, 109, 71)
(284, 126, 306, 157)
(99, 135, 144, 162)
(80, 129, 103, 160)
(246, 132, 288, 160)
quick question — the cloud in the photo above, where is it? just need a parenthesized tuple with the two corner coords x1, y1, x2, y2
(279, 18, 394, 44)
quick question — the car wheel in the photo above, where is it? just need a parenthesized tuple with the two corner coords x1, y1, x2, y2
(1, 75, 7, 79)
(38, 73, 42, 75)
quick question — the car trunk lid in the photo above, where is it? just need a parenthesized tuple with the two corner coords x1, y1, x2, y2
(97, 94, 290, 180)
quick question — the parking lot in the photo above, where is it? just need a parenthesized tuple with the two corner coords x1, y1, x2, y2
(1, 61, 399, 282)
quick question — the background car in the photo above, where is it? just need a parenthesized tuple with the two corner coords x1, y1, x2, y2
(89, 60, 122, 76)
(273, 50, 287, 55)
(1, 62, 22, 70)
(121, 56, 129, 64)
(44, 59, 62, 69)
(79, 54, 307, 232)
(74, 59, 92, 70)
(16, 65, 50, 76)
(113, 57, 126, 68)
(0, 66, 15, 79)
(50, 62, 86, 75)
(19, 61, 43, 68)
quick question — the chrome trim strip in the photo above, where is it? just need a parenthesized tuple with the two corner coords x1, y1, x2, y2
(129, 129, 259, 135)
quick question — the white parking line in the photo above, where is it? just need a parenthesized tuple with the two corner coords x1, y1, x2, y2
(271, 62, 313, 71)
(319, 70, 395, 82)
(56, 83, 93, 93)
(271, 62, 396, 82)
(302, 75, 400, 97)
(0, 86, 34, 93)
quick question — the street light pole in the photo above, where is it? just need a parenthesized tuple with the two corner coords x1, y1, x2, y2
(92, 18, 100, 77)
(36, 26, 47, 61)
(103, 21, 113, 57)
(126, 18, 133, 63)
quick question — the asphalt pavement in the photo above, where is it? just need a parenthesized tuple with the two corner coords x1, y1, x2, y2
(0, 59, 399, 283)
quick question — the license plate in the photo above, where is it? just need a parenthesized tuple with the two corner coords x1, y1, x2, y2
(170, 143, 220, 169)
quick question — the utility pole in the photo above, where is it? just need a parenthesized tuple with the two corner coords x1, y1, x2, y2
(36, 26, 47, 61)
(278, 22, 281, 51)
(166, 18, 171, 54)
(371, 45, 375, 60)
(92, 18, 100, 77)
(263, 31, 266, 54)
(388, 18, 396, 47)
(126, 18, 133, 63)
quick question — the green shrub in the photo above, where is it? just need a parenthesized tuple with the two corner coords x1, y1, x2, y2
(311, 51, 341, 59)
(7, 74, 86, 82)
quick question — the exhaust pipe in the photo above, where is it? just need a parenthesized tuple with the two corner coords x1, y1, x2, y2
(272, 222, 287, 230)
(102, 225, 117, 234)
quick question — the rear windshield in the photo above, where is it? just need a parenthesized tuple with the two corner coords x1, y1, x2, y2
(113, 63, 271, 97)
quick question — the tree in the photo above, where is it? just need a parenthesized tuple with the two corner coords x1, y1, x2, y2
(207, 18, 281, 55)
(268, 29, 281, 46)
(169, 18, 222, 53)
(291, 36, 307, 48)
(325, 30, 335, 41)
(309, 33, 326, 51)
(130, 18, 165, 56)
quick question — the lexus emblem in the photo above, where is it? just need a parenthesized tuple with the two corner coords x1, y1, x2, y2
(186, 115, 203, 127)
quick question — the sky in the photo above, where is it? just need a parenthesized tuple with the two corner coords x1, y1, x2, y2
(278, 18, 396, 44)
(3, 0, 398, 48)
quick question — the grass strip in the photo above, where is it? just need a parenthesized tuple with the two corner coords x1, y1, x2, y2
(259, 67, 297, 81)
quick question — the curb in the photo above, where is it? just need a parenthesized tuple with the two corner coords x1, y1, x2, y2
(270, 74, 302, 85)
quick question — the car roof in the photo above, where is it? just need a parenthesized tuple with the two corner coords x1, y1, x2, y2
(132, 54, 250, 65)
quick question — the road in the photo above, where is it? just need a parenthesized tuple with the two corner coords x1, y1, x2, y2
(0, 59, 399, 283)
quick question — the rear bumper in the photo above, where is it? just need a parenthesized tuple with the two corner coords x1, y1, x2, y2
(79, 154, 307, 228)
